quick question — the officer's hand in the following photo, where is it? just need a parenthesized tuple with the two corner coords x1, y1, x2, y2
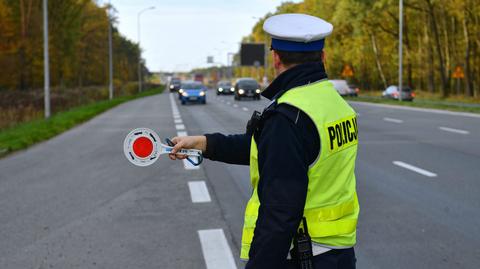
(168, 135, 207, 160)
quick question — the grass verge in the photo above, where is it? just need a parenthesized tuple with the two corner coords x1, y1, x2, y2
(0, 86, 164, 158)
(345, 96, 480, 114)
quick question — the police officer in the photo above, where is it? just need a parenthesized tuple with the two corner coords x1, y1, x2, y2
(169, 13, 359, 269)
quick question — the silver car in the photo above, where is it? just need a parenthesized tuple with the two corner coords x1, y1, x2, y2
(330, 80, 358, 97)
(382, 85, 415, 101)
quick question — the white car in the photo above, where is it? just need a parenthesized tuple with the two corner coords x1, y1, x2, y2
(329, 80, 358, 97)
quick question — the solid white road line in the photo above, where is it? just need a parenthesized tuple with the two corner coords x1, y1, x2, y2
(188, 181, 211, 203)
(242, 107, 248, 111)
(393, 161, 437, 177)
(174, 119, 183, 124)
(198, 229, 237, 269)
(438, 126, 470, 135)
(175, 124, 185, 130)
(383, 117, 404, 123)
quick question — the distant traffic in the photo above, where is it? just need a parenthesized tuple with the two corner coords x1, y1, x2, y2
(166, 76, 418, 103)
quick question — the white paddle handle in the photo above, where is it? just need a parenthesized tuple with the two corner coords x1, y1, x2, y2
(160, 143, 202, 156)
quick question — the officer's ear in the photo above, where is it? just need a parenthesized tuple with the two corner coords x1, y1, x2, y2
(321, 51, 326, 63)
(272, 50, 283, 71)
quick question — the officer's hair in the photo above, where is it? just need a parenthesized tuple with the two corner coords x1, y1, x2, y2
(275, 50, 324, 65)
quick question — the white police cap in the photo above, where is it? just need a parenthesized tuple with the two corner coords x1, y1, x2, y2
(263, 13, 333, 52)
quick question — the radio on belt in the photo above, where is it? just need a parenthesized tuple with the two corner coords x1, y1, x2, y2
(123, 127, 203, 167)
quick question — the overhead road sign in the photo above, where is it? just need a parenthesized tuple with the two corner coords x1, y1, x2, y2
(240, 43, 265, 66)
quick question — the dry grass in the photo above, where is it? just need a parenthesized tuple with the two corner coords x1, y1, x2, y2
(0, 86, 164, 157)
(0, 82, 156, 130)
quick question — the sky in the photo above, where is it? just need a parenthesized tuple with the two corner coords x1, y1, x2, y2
(102, 0, 302, 72)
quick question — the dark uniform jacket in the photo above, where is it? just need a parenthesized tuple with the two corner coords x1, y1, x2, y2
(204, 62, 327, 268)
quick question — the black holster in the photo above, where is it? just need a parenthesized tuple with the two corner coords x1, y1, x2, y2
(246, 110, 262, 136)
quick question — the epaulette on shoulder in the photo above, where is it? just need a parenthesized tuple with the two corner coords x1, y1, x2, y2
(274, 103, 301, 124)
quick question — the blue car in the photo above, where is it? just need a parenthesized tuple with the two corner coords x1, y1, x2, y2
(179, 82, 207, 105)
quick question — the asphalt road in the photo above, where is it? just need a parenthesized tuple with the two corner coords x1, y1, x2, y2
(1, 90, 479, 268)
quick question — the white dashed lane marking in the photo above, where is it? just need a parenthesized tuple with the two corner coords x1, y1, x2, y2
(188, 181, 211, 203)
(233, 104, 238, 108)
(438, 126, 469, 135)
(175, 124, 185, 130)
(383, 117, 403, 123)
(198, 229, 237, 269)
(242, 107, 248, 111)
(393, 161, 437, 177)
(168, 93, 200, 170)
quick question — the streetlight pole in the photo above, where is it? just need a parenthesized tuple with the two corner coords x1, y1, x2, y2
(43, 0, 50, 118)
(214, 48, 227, 79)
(108, 0, 114, 100)
(227, 52, 235, 79)
(398, 0, 403, 101)
(251, 16, 269, 87)
(137, 6, 155, 93)
(263, 40, 268, 87)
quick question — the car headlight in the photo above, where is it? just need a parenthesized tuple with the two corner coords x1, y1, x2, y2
(170, 85, 174, 89)
(230, 87, 235, 92)
(179, 89, 184, 94)
(255, 89, 261, 94)
(182, 92, 188, 97)
(238, 89, 245, 95)
(199, 91, 205, 96)
(218, 88, 223, 92)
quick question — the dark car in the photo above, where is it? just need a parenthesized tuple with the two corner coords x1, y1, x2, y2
(179, 82, 207, 105)
(382, 85, 415, 101)
(169, 78, 181, 92)
(216, 81, 234, 95)
(234, 78, 261, 100)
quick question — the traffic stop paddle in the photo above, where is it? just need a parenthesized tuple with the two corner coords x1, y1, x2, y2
(123, 128, 203, 167)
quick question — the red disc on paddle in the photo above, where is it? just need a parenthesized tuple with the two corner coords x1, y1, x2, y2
(132, 136, 153, 158)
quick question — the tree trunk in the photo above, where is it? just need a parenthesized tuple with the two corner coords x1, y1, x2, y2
(425, 24, 436, 93)
(442, 8, 452, 92)
(417, 33, 425, 91)
(370, 32, 388, 89)
(404, 9, 413, 87)
(426, 0, 449, 97)
(463, 8, 474, 97)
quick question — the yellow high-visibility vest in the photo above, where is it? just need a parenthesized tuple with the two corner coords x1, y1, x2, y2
(241, 80, 360, 260)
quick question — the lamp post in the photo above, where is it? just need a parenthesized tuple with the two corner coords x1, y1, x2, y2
(227, 52, 235, 79)
(398, 0, 403, 101)
(137, 6, 155, 93)
(43, 0, 50, 118)
(108, 0, 114, 100)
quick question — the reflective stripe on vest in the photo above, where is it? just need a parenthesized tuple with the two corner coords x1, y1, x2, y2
(240, 80, 360, 260)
